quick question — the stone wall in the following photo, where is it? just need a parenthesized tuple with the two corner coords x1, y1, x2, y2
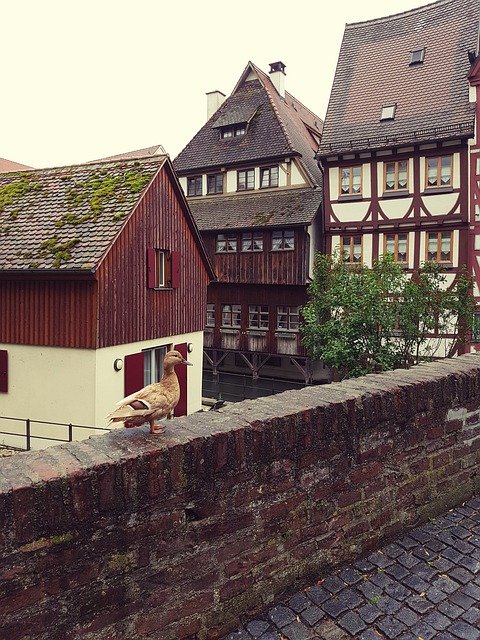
(1, 356, 480, 640)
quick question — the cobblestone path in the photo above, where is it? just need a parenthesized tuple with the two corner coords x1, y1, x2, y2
(223, 496, 480, 640)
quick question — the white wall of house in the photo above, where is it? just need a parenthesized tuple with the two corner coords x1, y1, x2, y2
(178, 159, 309, 199)
(0, 330, 204, 450)
(94, 329, 204, 427)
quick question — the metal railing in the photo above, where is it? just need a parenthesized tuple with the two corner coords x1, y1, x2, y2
(0, 415, 111, 451)
(202, 371, 306, 403)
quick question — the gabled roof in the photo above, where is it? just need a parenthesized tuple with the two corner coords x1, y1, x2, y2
(0, 158, 33, 173)
(173, 61, 323, 187)
(188, 187, 322, 232)
(318, 0, 479, 156)
(0, 155, 214, 277)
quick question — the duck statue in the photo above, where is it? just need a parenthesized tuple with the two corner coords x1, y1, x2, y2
(106, 350, 192, 434)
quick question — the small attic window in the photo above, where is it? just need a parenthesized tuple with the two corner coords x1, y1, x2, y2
(410, 48, 425, 65)
(220, 124, 246, 139)
(380, 104, 396, 121)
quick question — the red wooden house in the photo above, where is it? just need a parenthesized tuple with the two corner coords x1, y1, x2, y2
(174, 61, 328, 400)
(0, 155, 213, 445)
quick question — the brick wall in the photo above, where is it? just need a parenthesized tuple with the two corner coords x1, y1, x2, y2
(1, 355, 480, 640)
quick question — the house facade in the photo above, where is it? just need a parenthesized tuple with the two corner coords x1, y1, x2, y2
(174, 61, 327, 399)
(317, 0, 479, 356)
(0, 156, 213, 447)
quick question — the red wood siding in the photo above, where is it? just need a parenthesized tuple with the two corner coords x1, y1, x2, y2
(201, 229, 309, 285)
(96, 168, 210, 348)
(206, 283, 308, 355)
(0, 278, 97, 348)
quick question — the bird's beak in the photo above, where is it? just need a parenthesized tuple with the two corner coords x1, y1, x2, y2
(182, 359, 193, 366)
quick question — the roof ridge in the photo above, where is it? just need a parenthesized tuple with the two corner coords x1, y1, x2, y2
(345, 0, 453, 29)
(0, 155, 167, 177)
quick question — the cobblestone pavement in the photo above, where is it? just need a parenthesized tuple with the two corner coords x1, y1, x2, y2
(223, 496, 480, 640)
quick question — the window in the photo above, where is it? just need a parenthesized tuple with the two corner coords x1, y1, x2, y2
(221, 124, 246, 138)
(426, 156, 452, 188)
(272, 229, 294, 251)
(242, 232, 263, 252)
(143, 345, 168, 386)
(277, 306, 300, 331)
(385, 160, 408, 191)
(426, 231, 452, 263)
(341, 236, 362, 263)
(147, 248, 180, 289)
(216, 233, 237, 252)
(340, 166, 362, 196)
(207, 173, 224, 195)
(249, 305, 269, 329)
(410, 48, 425, 65)
(260, 166, 279, 188)
(384, 233, 408, 264)
(380, 104, 396, 121)
(187, 175, 202, 196)
(154, 250, 166, 287)
(206, 304, 215, 327)
(222, 304, 241, 327)
(237, 169, 255, 191)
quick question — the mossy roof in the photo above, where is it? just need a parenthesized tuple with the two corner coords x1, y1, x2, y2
(0, 156, 166, 271)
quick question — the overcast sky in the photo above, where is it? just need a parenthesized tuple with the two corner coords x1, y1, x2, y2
(1, 0, 434, 169)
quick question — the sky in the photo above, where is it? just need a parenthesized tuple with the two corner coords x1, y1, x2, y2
(1, 0, 434, 170)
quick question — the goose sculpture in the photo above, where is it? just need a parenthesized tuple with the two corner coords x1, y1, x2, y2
(106, 350, 192, 434)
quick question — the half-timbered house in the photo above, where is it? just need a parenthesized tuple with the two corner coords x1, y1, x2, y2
(174, 61, 327, 399)
(468, 46, 480, 340)
(317, 0, 479, 355)
(0, 156, 213, 445)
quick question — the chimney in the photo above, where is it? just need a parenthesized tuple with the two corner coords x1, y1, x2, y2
(206, 90, 226, 120)
(269, 61, 286, 98)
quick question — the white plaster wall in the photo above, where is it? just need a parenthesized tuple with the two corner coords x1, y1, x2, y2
(421, 193, 459, 216)
(380, 198, 413, 219)
(290, 161, 306, 186)
(362, 234, 373, 268)
(332, 202, 370, 222)
(94, 330, 204, 428)
(178, 176, 187, 195)
(0, 344, 96, 449)
(226, 170, 237, 193)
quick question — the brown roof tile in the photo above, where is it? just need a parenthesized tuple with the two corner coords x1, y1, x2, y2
(319, 0, 478, 155)
(188, 187, 322, 231)
(0, 157, 165, 271)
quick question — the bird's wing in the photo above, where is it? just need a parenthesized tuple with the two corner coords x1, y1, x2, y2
(106, 405, 152, 421)
(115, 384, 157, 408)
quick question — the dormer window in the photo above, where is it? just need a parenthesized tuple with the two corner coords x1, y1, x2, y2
(380, 104, 396, 121)
(410, 48, 425, 65)
(260, 166, 279, 188)
(220, 124, 246, 139)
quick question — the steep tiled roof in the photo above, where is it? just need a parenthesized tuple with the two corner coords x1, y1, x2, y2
(188, 187, 322, 231)
(319, 0, 478, 155)
(174, 62, 323, 187)
(0, 158, 33, 173)
(0, 157, 165, 271)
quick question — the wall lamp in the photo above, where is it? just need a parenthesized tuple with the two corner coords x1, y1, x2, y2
(113, 358, 124, 372)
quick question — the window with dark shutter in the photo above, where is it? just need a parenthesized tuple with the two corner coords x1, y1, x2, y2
(0, 350, 8, 393)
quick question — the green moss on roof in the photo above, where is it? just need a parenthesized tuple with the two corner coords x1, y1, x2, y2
(39, 236, 80, 268)
(0, 177, 42, 212)
(55, 169, 152, 228)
